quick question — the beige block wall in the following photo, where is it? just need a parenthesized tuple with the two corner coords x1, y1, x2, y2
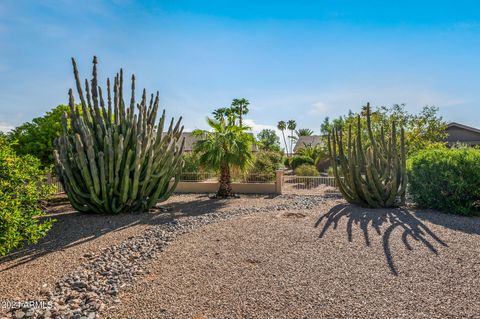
(232, 183, 276, 194)
(172, 170, 285, 195)
(174, 182, 219, 193)
(174, 182, 277, 194)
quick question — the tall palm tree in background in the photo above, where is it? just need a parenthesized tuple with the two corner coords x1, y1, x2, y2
(193, 115, 254, 198)
(277, 121, 289, 154)
(287, 120, 297, 156)
(212, 107, 231, 120)
(231, 98, 250, 127)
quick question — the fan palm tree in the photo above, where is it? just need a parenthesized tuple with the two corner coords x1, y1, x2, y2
(212, 107, 232, 120)
(295, 128, 314, 137)
(277, 121, 289, 154)
(287, 120, 297, 156)
(193, 115, 254, 198)
(231, 98, 250, 127)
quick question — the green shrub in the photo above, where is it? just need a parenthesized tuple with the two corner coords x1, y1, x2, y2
(259, 151, 284, 170)
(8, 105, 71, 168)
(264, 151, 283, 165)
(294, 164, 319, 176)
(247, 151, 277, 182)
(290, 155, 314, 170)
(0, 137, 54, 256)
(257, 129, 281, 152)
(327, 166, 335, 177)
(283, 157, 291, 168)
(297, 144, 327, 161)
(183, 152, 202, 172)
(408, 148, 480, 215)
(181, 153, 212, 181)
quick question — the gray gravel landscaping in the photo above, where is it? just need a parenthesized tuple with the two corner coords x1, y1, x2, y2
(0, 194, 328, 319)
(111, 197, 480, 319)
(1, 192, 480, 319)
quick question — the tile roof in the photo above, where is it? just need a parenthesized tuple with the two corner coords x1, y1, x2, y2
(293, 135, 323, 153)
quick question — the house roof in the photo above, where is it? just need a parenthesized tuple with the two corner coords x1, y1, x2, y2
(446, 122, 480, 146)
(178, 132, 257, 152)
(293, 135, 323, 153)
(447, 122, 480, 134)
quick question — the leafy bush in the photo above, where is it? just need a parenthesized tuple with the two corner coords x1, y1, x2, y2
(327, 166, 335, 177)
(322, 104, 447, 156)
(408, 148, 480, 215)
(294, 164, 319, 176)
(290, 155, 314, 170)
(262, 151, 284, 169)
(0, 137, 54, 256)
(297, 144, 326, 160)
(296, 144, 329, 172)
(257, 129, 281, 152)
(181, 153, 212, 181)
(247, 151, 279, 182)
(8, 105, 70, 168)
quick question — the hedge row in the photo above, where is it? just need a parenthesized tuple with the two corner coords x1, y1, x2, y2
(408, 148, 480, 216)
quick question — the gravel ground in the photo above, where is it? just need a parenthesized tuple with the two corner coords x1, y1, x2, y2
(0, 193, 296, 318)
(2, 192, 479, 319)
(110, 199, 480, 319)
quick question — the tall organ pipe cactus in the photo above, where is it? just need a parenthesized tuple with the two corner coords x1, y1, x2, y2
(327, 103, 407, 208)
(54, 57, 184, 213)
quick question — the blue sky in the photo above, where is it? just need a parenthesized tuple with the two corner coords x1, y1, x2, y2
(0, 0, 479, 134)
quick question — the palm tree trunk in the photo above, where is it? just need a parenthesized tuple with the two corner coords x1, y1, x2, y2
(281, 130, 289, 156)
(290, 130, 294, 156)
(239, 105, 243, 127)
(217, 163, 233, 198)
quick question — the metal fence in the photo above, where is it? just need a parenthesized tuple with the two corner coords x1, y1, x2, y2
(45, 176, 64, 193)
(179, 172, 218, 182)
(282, 175, 339, 195)
(233, 173, 275, 184)
(46, 172, 276, 193)
(45, 172, 344, 196)
(179, 172, 275, 184)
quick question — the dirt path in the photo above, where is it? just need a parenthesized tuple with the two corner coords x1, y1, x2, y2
(110, 201, 480, 319)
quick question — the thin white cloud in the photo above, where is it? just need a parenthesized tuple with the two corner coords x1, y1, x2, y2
(309, 101, 329, 116)
(0, 122, 14, 133)
(243, 118, 282, 137)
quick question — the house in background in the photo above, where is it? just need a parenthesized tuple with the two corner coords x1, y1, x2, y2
(290, 122, 480, 154)
(293, 135, 323, 153)
(180, 132, 202, 152)
(445, 122, 480, 147)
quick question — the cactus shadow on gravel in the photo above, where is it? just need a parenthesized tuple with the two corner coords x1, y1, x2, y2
(0, 195, 227, 271)
(315, 203, 449, 276)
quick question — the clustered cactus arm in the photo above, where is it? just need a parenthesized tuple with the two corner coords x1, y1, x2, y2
(327, 103, 407, 208)
(54, 57, 184, 213)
